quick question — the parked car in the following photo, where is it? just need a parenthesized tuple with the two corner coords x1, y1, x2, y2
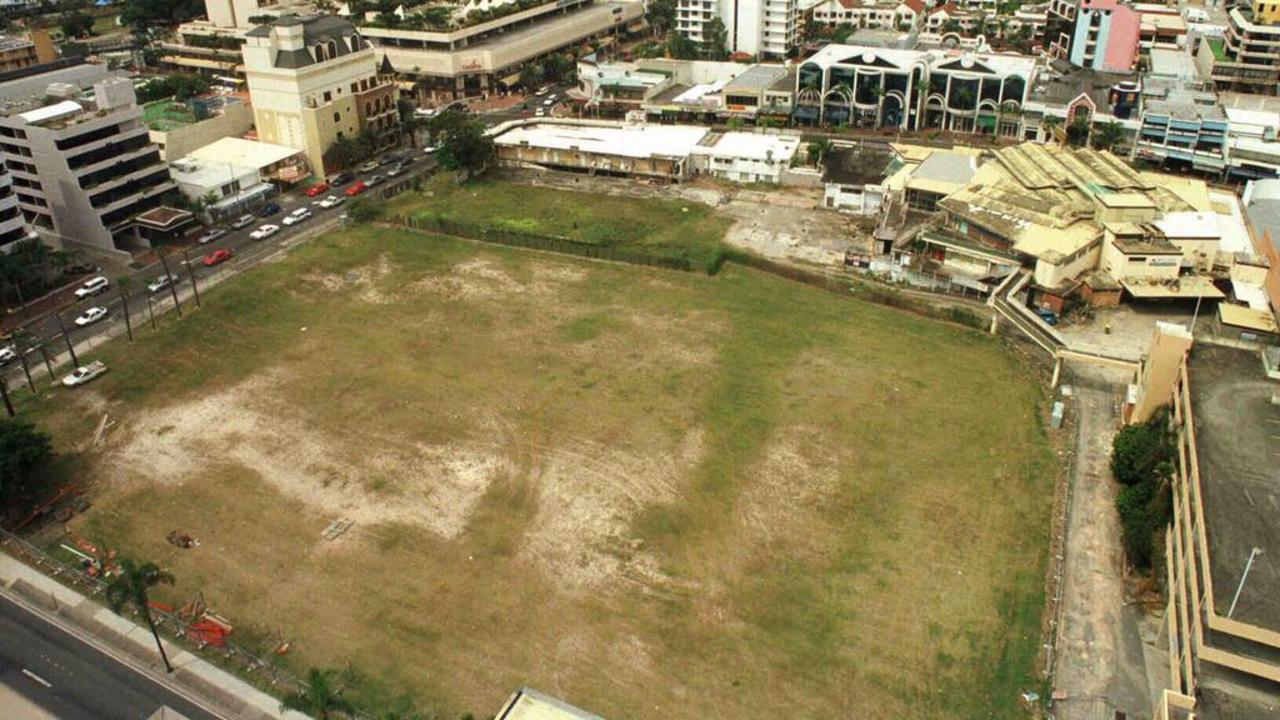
(379, 152, 402, 166)
(74, 306, 108, 326)
(1035, 308, 1059, 326)
(329, 172, 353, 187)
(62, 361, 108, 387)
(358, 160, 379, 173)
(422, 145, 438, 155)
(365, 174, 385, 187)
(74, 276, 109, 299)
(203, 249, 234, 266)
(0, 345, 16, 365)
(230, 213, 256, 230)
(197, 228, 228, 244)
(534, 85, 550, 96)
(387, 161, 409, 177)
(249, 224, 280, 240)
(318, 195, 345, 209)
(345, 181, 368, 197)
(146, 275, 172, 294)
(282, 207, 312, 226)
(534, 107, 545, 117)
(306, 182, 330, 197)
(258, 202, 282, 217)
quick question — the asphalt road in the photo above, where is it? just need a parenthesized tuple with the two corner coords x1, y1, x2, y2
(0, 593, 223, 720)
(2, 149, 439, 383)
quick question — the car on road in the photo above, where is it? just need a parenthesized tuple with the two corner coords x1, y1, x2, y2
(249, 224, 280, 240)
(306, 182, 330, 197)
(422, 145, 438, 155)
(329, 172, 353, 187)
(535, 85, 550, 96)
(230, 213, 256, 230)
(258, 202, 282, 217)
(318, 195, 345, 209)
(358, 160, 379, 173)
(387, 161, 410, 177)
(0, 345, 16, 365)
(74, 276, 109, 299)
(146, 275, 172, 294)
(74, 306, 108, 326)
(197, 228, 228, 244)
(535, 107, 545, 117)
(202, 249, 234, 266)
(62, 361, 107, 387)
(365, 174, 385, 187)
(345, 180, 368, 196)
(282, 207, 312, 226)
(379, 152, 402, 166)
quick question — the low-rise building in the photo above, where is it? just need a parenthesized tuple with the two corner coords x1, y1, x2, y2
(492, 119, 800, 183)
(1135, 78, 1228, 176)
(822, 144, 894, 214)
(0, 32, 56, 73)
(171, 136, 307, 216)
(0, 78, 176, 256)
(1201, 0, 1280, 96)
(143, 94, 254, 161)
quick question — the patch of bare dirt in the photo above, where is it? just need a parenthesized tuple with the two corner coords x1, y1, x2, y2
(107, 371, 506, 539)
(735, 426, 845, 561)
(407, 257, 586, 301)
(300, 254, 397, 304)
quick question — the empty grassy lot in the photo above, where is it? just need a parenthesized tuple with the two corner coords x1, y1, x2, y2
(24, 217, 1056, 718)
(385, 178, 733, 270)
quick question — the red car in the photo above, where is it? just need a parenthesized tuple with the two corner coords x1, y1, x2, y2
(202, 249, 234, 266)
(306, 182, 330, 197)
(345, 180, 367, 197)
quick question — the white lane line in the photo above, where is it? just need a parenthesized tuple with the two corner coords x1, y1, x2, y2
(21, 668, 52, 688)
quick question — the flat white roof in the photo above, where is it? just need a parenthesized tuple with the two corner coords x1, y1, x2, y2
(673, 81, 725, 104)
(1154, 210, 1220, 238)
(1225, 106, 1280, 129)
(696, 131, 801, 162)
(495, 122, 710, 159)
(17, 99, 82, 124)
(185, 136, 302, 170)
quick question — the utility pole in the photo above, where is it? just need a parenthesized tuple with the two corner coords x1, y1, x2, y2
(54, 312, 78, 368)
(0, 376, 13, 417)
(37, 345, 53, 381)
(157, 249, 182, 318)
(1227, 547, 1265, 618)
(182, 249, 201, 307)
(18, 350, 34, 394)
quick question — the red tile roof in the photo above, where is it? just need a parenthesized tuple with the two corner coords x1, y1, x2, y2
(901, 0, 925, 13)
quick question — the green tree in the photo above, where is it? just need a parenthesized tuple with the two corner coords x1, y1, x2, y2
(0, 418, 53, 503)
(1093, 120, 1124, 151)
(60, 12, 95, 38)
(646, 0, 676, 38)
(281, 668, 355, 720)
(519, 62, 544, 91)
(1110, 415, 1171, 486)
(430, 115, 494, 176)
(667, 32, 699, 60)
(941, 18, 962, 34)
(105, 559, 176, 673)
(120, 0, 206, 36)
(324, 135, 363, 171)
(702, 17, 729, 60)
(807, 137, 833, 165)
(347, 198, 384, 223)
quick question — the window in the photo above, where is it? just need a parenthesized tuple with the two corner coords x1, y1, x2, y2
(351, 82, 358, 93)
(334, 112, 341, 122)
(324, 91, 332, 102)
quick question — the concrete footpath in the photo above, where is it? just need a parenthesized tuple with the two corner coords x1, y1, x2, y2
(0, 552, 310, 720)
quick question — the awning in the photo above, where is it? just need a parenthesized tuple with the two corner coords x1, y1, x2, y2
(1120, 276, 1225, 298)
(160, 55, 235, 71)
(977, 114, 997, 130)
(1219, 303, 1278, 333)
(396, 80, 418, 91)
(498, 72, 522, 87)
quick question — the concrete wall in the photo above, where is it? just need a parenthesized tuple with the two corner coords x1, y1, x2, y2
(150, 101, 254, 161)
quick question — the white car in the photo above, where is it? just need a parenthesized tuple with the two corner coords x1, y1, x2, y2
(0, 346, 16, 365)
(250, 224, 280, 240)
(147, 275, 172, 294)
(62, 361, 107, 387)
(74, 306, 108, 326)
(282, 207, 312, 226)
(318, 195, 345, 209)
(74, 276, 109, 298)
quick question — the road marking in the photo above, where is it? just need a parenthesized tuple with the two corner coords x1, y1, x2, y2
(22, 668, 52, 688)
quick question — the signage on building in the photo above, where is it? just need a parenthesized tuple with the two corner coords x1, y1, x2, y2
(1149, 257, 1179, 267)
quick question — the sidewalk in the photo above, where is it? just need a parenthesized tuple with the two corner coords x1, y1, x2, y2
(0, 552, 310, 720)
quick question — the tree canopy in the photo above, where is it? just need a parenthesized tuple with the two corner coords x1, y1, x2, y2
(120, 0, 206, 35)
(429, 113, 494, 176)
(0, 419, 54, 508)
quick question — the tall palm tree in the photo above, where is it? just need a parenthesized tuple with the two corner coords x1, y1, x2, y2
(9, 328, 36, 393)
(156, 247, 182, 319)
(281, 668, 356, 720)
(116, 276, 134, 342)
(105, 558, 176, 674)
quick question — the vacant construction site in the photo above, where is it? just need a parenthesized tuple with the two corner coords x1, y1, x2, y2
(22, 198, 1058, 718)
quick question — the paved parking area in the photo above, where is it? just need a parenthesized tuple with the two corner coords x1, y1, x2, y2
(1057, 302, 1196, 361)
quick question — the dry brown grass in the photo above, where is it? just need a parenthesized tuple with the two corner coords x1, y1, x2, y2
(26, 225, 1056, 719)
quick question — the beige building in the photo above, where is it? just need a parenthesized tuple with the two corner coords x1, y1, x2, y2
(243, 14, 398, 177)
(0, 31, 55, 73)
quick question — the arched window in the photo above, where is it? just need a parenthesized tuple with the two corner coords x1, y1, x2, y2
(314, 44, 327, 62)
(327, 40, 338, 59)
(366, 102, 373, 115)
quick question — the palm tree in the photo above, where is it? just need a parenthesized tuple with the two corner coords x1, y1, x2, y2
(1093, 120, 1124, 152)
(105, 558, 176, 674)
(9, 328, 36, 393)
(281, 668, 356, 720)
(116, 276, 134, 342)
(1042, 115, 1062, 144)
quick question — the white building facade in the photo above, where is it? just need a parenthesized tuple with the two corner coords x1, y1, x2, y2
(677, 0, 800, 58)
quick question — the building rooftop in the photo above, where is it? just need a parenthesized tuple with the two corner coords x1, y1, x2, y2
(1025, 59, 1135, 113)
(1148, 47, 1198, 81)
(494, 687, 603, 720)
(1188, 345, 1280, 636)
(722, 64, 787, 94)
(823, 144, 894, 186)
(802, 43, 1038, 81)
(495, 122, 710, 160)
(185, 136, 304, 169)
(246, 14, 370, 69)
(142, 99, 199, 131)
(695, 131, 800, 162)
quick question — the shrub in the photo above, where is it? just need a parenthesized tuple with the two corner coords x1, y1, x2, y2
(1110, 414, 1171, 486)
(347, 199, 384, 224)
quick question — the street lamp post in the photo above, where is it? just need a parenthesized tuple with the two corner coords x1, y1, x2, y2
(1227, 547, 1265, 618)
